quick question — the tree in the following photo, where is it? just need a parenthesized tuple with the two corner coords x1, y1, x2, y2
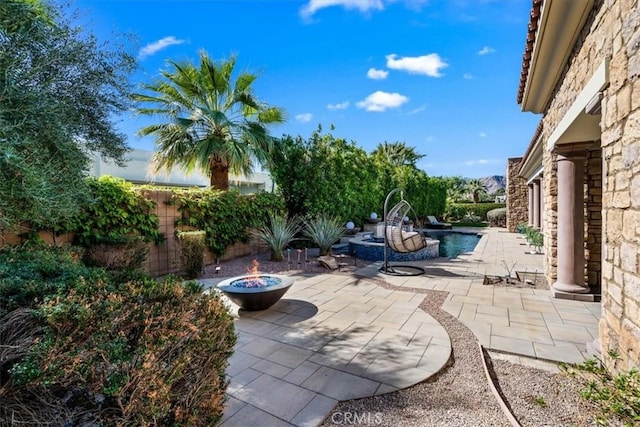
(133, 52, 285, 190)
(371, 141, 425, 168)
(466, 178, 487, 203)
(0, 0, 135, 231)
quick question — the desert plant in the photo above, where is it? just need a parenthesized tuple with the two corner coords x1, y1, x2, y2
(487, 208, 506, 227)
(303, 215, 345, 256)
(176, 230, 206, 279)
(561, 351, 639, 426)
(254, 215, 302, 261)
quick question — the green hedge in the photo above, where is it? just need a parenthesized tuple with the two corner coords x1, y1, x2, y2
(447, 203, 506, 221)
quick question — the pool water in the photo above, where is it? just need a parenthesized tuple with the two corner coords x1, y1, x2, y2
(423, 230, 481, 259)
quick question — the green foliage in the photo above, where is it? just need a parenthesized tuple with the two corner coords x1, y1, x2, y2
(7, 276, 236, 426)
(0, 243, 107, 316)
(519, 224, 544, 251)
(487, 208, 507, 227)
(561, 352, 640, 426)
(446, 203, 505, 221)
(254, 215, 302, 261)
(0, 0, 135, 230)
(269, 129, 450, 226)
(176, 230, 207, 279)
(270, 129, 383, 224)
(172, 189, 284, 258)
(133, 51, 284, 190)
(303, 215, 345, 256)
(69, 176, 163, 246)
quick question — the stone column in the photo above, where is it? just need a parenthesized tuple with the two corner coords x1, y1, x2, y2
(533, 179, 541, 229)
(528, 185, 534, 226)
(553, 145, 589, 294)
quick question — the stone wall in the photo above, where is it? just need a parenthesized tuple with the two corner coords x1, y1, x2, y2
(599, 0, 640, 372)
(541, 146, 558, 287)
(506, 157, 528, 232)
(536, 0, 639, 371)
(1, 189, 266, 277)
(586, 148, 603, 287)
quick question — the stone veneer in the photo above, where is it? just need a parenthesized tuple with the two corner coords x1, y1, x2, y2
(535, 0, 639, 370)
(506, 157, 528, 232)
(586, 148, 603, 287)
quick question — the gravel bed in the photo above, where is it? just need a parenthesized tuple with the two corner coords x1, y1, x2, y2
(204, 251, 603, 427)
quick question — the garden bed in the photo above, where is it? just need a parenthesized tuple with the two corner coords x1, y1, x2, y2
(483, 271, 548, 290)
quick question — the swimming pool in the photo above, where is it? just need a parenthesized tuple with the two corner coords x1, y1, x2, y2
(348, 234, 440, 262)
(423, 230, 481, 258)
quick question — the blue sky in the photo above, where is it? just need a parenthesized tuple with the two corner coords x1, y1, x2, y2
(74, 0, 540, 178)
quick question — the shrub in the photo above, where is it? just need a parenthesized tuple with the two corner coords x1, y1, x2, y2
(254, 215, 302, 261)
(83, 236, 149, 272)
(446, 202, 505, 221)
(487, 208, 506, 228)
(0, 243, 106, 316)
(303, 215, 345, 256)
(561, 352, 639, 426)
(176, 230, 207, 279)
(4, 276, 237, 426)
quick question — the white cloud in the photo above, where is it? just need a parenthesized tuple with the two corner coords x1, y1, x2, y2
(478, 46, 495, 55)
(295, 113, 313, 123)
(479, 132, 487, 138)
(300, 0, 383, 18)
(356, 91, 408, 112)
(138, 36, 186, 60)
(406, 105, 427, 115)
(367, 68, 389, 80)
(463, 73, 474, 79)
(385, 53, 448, 77)
(327, 101, 349, 110)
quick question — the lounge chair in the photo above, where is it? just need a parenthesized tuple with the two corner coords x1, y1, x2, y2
(426, 215, 452, 229)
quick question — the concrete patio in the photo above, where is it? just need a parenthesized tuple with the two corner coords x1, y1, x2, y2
(201, 227, 601, 426)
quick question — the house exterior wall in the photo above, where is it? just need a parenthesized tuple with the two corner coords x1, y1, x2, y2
(532, 0, 639, 371)
(599, 0, 640, 371)
(506, 157, 528, 232)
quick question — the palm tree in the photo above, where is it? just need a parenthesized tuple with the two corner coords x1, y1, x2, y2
(466, 179, 487, 203)
(371, 141, 425, 168)
(133, 51, 285, 190)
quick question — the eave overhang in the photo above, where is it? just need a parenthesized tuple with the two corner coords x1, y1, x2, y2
(519, 129, 544, 181)
(520, 0, 595, 113)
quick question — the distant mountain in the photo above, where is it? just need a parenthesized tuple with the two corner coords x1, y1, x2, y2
(480, 175, 506, 194)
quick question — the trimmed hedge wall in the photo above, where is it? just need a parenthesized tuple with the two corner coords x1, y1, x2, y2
(447, 203, 506, 221)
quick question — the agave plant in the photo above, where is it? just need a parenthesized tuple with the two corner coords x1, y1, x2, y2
(254, 215, 302, 261)
(303, 216, 345, 256)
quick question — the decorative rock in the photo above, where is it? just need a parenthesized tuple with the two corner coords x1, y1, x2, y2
(318, 255, 339, 270)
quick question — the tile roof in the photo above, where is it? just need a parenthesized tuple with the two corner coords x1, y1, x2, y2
(517, 0, 544, 105)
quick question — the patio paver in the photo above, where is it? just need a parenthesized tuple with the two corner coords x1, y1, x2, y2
(203, 227, 601, 426)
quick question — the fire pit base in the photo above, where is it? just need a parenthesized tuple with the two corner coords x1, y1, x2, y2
(216, 274, 294, 311)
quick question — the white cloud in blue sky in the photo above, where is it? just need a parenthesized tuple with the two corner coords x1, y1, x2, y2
(479, 132, 487, 138)
(138, 36, 186, 60)
(385, 53, 447, 77)
(406, 105, 427, 115)
(478, 46, 496, 55)
(463, 73, 474, 79)
(295, 113, 313, 122)
(300, 0, 384, 18)
(356, 91, 409, 112)
(327, 101, 350, 110)
(367, 68, 389, 80)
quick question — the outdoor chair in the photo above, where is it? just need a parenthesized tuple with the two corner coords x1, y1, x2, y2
(426, 215, 452, 229)
(385, 200, 428, 253)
